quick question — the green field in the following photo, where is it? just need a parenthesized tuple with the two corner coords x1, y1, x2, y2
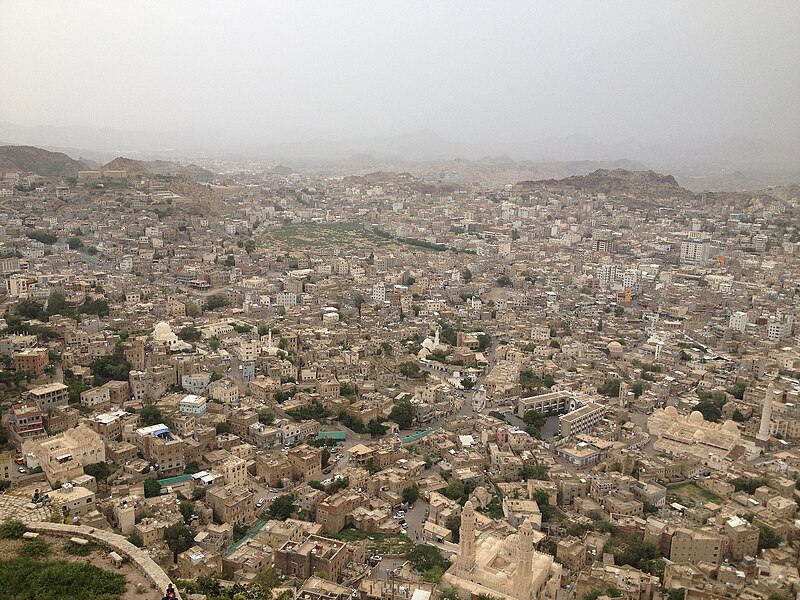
(260, 222, 395, 251)
(327, 528, 414, 555)
(667, 482, 722, 507)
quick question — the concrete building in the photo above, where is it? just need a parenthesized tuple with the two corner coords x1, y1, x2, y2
(28, 383, 69, 412)
(559, 402, 606, 438)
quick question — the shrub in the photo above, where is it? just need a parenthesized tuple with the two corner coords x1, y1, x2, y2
(18, 539, 51, 559)
(0, 519, 27, 539)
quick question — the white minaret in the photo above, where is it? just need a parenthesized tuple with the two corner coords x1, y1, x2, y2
(515, 518, 535, 600)
(267, 328, 273, 349)
(434, 328, 440, 348)
(756, 384, 774, 445)
(458, 500, 477, 573)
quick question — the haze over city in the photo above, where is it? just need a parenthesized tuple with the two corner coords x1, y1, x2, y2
(2, 1, 800, 165)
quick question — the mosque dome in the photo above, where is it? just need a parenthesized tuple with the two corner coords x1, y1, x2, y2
(688, 410, 705, 424)
(664, 405, 679, 418)
(722, 420, 739, 434)
(153, 321, 174, 340)
(607, 341, 623, 356)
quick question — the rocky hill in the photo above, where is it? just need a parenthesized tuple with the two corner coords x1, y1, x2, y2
(0, 145, 87, 177)
(515, 168, 695, 200)
(102, 157, 214, 182)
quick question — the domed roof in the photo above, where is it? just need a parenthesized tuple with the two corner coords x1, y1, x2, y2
(722, 420, 739, 434)
(153, 321, 177, 342)
(607, 341, 623, 351)
(688, 410, 705, 424)
(664, 405, 679, 418)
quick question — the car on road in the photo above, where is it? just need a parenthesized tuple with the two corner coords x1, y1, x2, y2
(256, 498, 265, 508)
(17, 467, 26, 473)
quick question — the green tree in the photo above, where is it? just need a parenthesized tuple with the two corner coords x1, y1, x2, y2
(143, 478, 161, 498)
(178, 326, 202, 342)
(667, 589, 686, 600)
(496, 275, 512, 287)
(598, 378, 621, 397)
(758, 526, 783, 551)
(399, 361, 422, 378)
(462, 268, 472, 283)
(164, 522, 194, 562)
(403, 485, 420, 506)
(216, 422, 231, 435)
(389, 399, 414, 428)
(139, 405, 167, 427)
(443, 479, 465, 501)
(406, 544, 450, 578)
(202, 294, 230, 311)
(445, 514, 461, 542)
(267, 495, 296, 520)
(179, 500, 196, 524)
(368, 419, 388, 437)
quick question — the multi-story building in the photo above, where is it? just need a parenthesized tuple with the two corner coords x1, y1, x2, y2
(275, 534, 349, 582)
(8, 401, 46, 444)
(315, 490, 363, 533)
(559, 402, 606, 438)
(729, 311, 748, 333)
(669, 528, 725, 565)
(80, 385, 111, 408)
(288, 444, 322, 481)
(179, 394, 207, 416)
(28, 383, 69, 412)
(89, 410, 132, 441)
(206, 484, 255, 526)
(680, 239, 710, 264)
(129, 424, 185, 475)
(256, 456, 293, 486)
(724, 516, 759, 561)
(14, 347, 49, 375)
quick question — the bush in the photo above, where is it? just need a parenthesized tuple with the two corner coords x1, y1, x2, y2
(0, 519, 27, 539)
(406, 544, 450, 574)
(0, 557, 126, 600)
(62, 540, 94, 556)
(18, 539, 51, 559)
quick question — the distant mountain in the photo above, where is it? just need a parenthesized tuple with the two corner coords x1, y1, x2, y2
(0, 145, 87, 177)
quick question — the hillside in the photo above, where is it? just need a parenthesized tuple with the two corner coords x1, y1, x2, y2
(102, 157, 214, 182)
(515, 168, 695, 200)
(0, 145, 87, 177)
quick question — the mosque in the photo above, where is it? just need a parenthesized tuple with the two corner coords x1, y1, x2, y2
(443, 501, 562, 600)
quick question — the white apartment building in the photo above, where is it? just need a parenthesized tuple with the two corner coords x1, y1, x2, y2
(768, 313, 794, 341)
(729, 311, 748, 333)
(372, 282, 386, 303)
(596, 264, 618, 289)
(179, 394, 207, 415)
(680, 239, 710, 264)
(559, 402, 606, 438)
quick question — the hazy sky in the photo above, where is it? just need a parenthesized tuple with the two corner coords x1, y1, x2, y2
(2, 1, 799, 153)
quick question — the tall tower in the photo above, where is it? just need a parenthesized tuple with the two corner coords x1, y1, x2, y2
(756, 384, 774, 445)
(458, 500, 477, 573)
(515, 518, 535, 600)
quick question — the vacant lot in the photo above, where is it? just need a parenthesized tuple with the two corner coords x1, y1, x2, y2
(328, 528, 414, 555)
(667, 482, 722, 506)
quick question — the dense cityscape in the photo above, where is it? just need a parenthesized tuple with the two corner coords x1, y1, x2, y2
(0, 151, 797, 600)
